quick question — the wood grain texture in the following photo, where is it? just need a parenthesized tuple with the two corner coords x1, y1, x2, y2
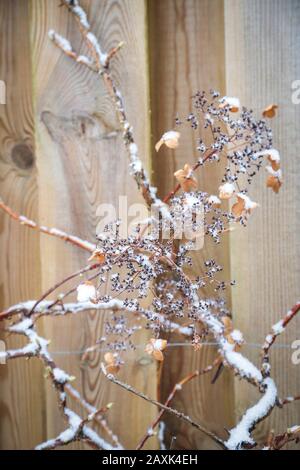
(148, 0, 234, 450)
(29, 0, 157, 450)
(224, 0, 300, 447)
(0, 0, 45, 449)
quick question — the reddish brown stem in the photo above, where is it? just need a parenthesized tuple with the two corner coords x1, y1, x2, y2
(135, 360, 218, 450)
(0, 199, 95, 253)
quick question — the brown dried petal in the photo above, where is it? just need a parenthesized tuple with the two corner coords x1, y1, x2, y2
(153, 349, 164, 362)
(266, 175, 282, 193)
(267, 155, 280, 172)
(88, 250, 106, 264)
(262, 104, 278, 118)
(174, 164, 198, 192)
(232, 197, 245, 217)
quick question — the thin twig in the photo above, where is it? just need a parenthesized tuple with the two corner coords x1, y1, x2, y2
(102, 367, 226, 449)
(136, 360, 219, 450)
(0, 198, 95, 253)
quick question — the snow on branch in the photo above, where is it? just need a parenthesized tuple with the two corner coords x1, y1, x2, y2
(224, 378, 277, 450)
(2, 315, 123, 450)
(0, 198, 96, 253)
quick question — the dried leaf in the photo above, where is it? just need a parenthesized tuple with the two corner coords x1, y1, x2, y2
(153, 349, 164, 361)
(221, 315, 233, 333)
(268, 156, 280, 172)
(266, 175, 282, 193)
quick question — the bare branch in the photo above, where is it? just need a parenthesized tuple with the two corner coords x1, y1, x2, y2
(0, 198, 96, 253)
(102, 366, 226, 449)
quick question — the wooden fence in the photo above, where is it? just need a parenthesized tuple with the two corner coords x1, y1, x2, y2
(0, 0, 299, 449)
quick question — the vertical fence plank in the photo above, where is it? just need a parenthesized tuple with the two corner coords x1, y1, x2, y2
(225, 0, 300, 445)
(149, 0, 234, 449)
(30, 0, 156, 449)
(0, 0, 45, 449)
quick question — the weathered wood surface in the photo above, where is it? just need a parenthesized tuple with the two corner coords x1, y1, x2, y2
(225, 0, 300, 447)
(0, 0, 45, 449)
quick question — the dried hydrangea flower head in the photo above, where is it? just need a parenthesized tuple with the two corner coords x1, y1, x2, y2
(1, 3, 293, 449)
(0, 0, 295, 452)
